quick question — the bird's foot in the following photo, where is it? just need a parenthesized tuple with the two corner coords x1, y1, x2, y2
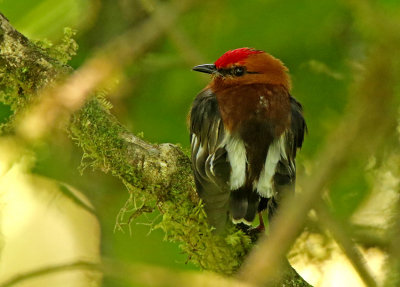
(240, 213, 266, 242)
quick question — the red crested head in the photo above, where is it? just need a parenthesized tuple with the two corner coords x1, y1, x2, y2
(192, 47, 290, 90)
(214, 48, 264, 69)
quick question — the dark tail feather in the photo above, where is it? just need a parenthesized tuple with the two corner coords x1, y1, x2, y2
(229, 189, 248, 220)
(244, 191, 259, 222)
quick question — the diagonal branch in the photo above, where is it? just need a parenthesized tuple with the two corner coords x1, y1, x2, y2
(0, 3, 262, 281)
(13, 0, 200, 140)
(315, 202, 377, 287)
(238, 18, 399, 287)
(0, 259, 255, 287)
(0, 5, 322, 286)
(0, 261, 100, 287)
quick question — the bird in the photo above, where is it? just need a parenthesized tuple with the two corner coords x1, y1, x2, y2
(189, 48, 306, 232)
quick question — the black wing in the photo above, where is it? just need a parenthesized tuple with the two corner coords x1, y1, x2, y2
(189, 89, 231, 231)
(269, 96, 307, 218)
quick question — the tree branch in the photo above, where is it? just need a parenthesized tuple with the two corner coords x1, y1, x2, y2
(0, 261, 100, 287)
(237, 4, 400, 285)
(315, 202, 377, 287)
(0, 258, 259, 287)
(5, 1, 397, 285)
(0, 5, 312, 286)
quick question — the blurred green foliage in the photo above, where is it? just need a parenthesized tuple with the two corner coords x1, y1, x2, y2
(1, 0, 399, 285)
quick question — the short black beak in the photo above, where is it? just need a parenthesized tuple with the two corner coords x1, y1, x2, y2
(192, 64, 217, 74)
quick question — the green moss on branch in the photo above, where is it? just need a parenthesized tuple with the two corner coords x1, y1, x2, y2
(70, 98, 253, 274)
(0, 12, 311, 286)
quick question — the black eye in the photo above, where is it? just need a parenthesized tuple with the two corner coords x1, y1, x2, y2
(233, 66, 245, 76)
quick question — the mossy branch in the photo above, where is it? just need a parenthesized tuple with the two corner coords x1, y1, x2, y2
(0, 8, 312, 287)
(70, 98, 254, 275)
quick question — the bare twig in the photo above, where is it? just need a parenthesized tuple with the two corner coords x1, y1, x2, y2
(305, 219, 390, 249)
(4, 2, 398, 286)
(0, 9, 257, 279)
(0, 259, 254, 287)
(139, 0, 207, 68)
(383, 205, 400, 287)
(0, 261, 100, 287)
(316, 202, 377, 287)
(350, 225, 390, 249)
(238, 27, 398, 287)
(102, 258, 254, 287)
(15, 0, 199, 140)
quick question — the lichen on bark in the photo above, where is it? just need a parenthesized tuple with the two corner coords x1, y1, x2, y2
(0, 13, 73, 132)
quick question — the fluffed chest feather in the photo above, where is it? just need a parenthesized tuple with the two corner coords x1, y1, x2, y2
(214, 84, 291, 197)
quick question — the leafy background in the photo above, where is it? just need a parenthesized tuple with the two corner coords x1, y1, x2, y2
(0, 0, 399, 286)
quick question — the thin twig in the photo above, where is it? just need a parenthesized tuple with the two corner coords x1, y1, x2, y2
(139, 0, 207, 66)
(316, 202, 378, 287)
(0, 259, 254, 287)
(238, 30, 398, 287)
(101, 258, 254, 287)
(0, 261, 100, 287)
(305, 219, 390, 249)
(383, 205, 400, 287)
(16, 0, 200, 140)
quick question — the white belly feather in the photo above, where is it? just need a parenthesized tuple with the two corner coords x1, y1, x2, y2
(223, 132, 287, 197)
(223, 135, 247, 190)
(255, 135, 287, 197)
